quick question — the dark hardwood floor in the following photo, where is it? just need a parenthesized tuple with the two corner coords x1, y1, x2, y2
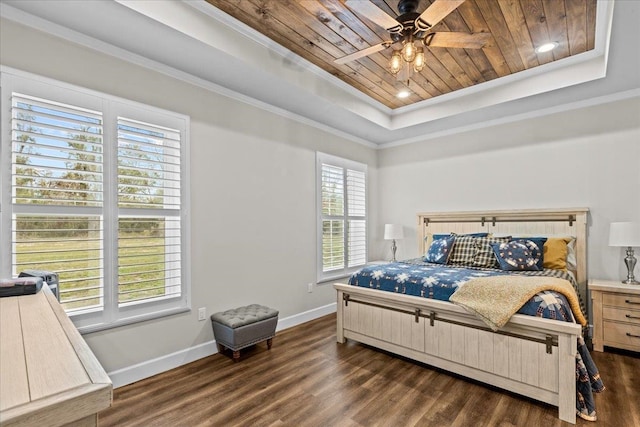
(99, 314, 639, 427)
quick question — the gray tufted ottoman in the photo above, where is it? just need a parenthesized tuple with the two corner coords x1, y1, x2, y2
(210, 304, 278, 361)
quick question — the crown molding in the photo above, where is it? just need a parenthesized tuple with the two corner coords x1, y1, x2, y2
(379, 88, 640, 150)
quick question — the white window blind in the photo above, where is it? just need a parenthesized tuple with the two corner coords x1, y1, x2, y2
(347, 169, 366, 267)
(11, 94, 105, 311)
(12, 94, 103, 207)
(321, 164, 344, 271)
(317, 153, 367, 281)
(1, 71, 190, 332)
(117, 118, 182, 306)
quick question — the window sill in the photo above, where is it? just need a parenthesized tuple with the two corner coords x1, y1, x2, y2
(75, 306, 190, 334)
(317, 274, 350, 285)
(317, 264, 369, 285)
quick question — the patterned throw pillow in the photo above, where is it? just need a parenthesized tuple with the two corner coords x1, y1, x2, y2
(424, 235, 455, 264)
(491, 240, 543, 271)
(447, 235, 478, 265)
(511, 237, 547, 269)
(473, 236, 511, 268)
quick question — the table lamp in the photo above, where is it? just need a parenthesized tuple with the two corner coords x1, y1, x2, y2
(609, 222, 640, 284)
(384, 224, 404, 262)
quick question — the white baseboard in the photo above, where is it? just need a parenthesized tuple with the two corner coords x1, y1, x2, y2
(275, 302, 337, 332)
(108, 302, 337, 388)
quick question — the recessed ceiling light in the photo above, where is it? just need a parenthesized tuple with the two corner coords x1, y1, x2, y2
(536, 42, 558, 53)
(397, 90, 410, 99)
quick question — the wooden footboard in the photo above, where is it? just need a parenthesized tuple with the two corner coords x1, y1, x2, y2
(335, 284, 580, 424)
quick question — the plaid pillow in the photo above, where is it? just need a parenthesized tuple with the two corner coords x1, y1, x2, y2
(448, 236, 478, 265)
(473, 236, 511, 268)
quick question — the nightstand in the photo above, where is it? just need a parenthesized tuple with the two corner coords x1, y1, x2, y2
(590, 279, 640, 352)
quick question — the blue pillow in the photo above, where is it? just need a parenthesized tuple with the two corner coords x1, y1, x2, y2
(424, 235, 455, 264)
(491, 240, 543, 271)
(511, 237, 547, 270)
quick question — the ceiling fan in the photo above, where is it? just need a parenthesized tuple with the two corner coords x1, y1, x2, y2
(335, 0, 491, 79)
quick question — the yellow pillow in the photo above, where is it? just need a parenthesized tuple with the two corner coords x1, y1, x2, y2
(543, 237, 572, 270)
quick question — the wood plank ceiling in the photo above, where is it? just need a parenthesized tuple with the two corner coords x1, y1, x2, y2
(205, 0, 597, 109)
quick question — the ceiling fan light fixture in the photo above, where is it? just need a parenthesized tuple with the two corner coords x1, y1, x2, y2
(401, 39, 416, 62)
(535, 42, 558, 53)
(413, 47, 425, 72)
(389, 50, 402, 74)
(340, 0, 490, 80)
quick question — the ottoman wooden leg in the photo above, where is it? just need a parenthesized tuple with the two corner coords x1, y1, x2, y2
(232, 350, 240, 361)
(217, 343, 225, 353)
(267, 338, 273, 350)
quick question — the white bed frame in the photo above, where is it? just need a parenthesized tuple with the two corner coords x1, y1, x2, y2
(334, 208, 589, 424)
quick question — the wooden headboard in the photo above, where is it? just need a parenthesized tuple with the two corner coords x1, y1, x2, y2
(417, 208, 589, 307)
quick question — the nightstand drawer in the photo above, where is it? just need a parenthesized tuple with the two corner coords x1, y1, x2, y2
(603, 293, 640, 308)
(603, 307, 640, 324)
(603, 321, 640, 349)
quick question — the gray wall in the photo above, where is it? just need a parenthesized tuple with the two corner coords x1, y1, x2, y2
(0, 19, 378, 373)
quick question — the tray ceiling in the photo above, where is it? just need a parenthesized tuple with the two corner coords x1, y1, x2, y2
(205, 0, 597, 109)
(2, 0, 620, 145)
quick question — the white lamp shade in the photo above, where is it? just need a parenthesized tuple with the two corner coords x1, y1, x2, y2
(384, 224, 404, 240)
(609, 222, 640, 247)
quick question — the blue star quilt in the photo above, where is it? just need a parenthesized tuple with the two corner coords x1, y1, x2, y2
(348, 259, 583, 322)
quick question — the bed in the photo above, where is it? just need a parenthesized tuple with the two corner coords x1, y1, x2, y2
(334, 208, 591, 424)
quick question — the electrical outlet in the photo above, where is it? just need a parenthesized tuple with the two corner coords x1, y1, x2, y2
(198, 307, 206, 321)
(307, 283, 313, 293)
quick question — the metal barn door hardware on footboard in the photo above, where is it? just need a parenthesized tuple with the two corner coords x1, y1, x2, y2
(342, 293, 558, 354)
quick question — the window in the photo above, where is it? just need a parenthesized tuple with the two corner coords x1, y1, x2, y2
(1, 70, 190, 332)
(316, 152, 367, 282)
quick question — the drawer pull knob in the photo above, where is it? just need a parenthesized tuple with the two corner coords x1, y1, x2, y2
(625, 299, 640, 305)
(626, 314, 640, 320)
(627, 333, 640, 339)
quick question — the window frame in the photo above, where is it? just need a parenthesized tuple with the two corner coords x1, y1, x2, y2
(0, 67, 191, 333)
(316, 152, 367, 283)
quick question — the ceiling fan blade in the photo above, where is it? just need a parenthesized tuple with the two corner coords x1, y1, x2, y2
(415, 0, 465, 30)
(345, 0, 402, 33)
(334, 42, 392, 64)
(425, 32, 491, 49)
